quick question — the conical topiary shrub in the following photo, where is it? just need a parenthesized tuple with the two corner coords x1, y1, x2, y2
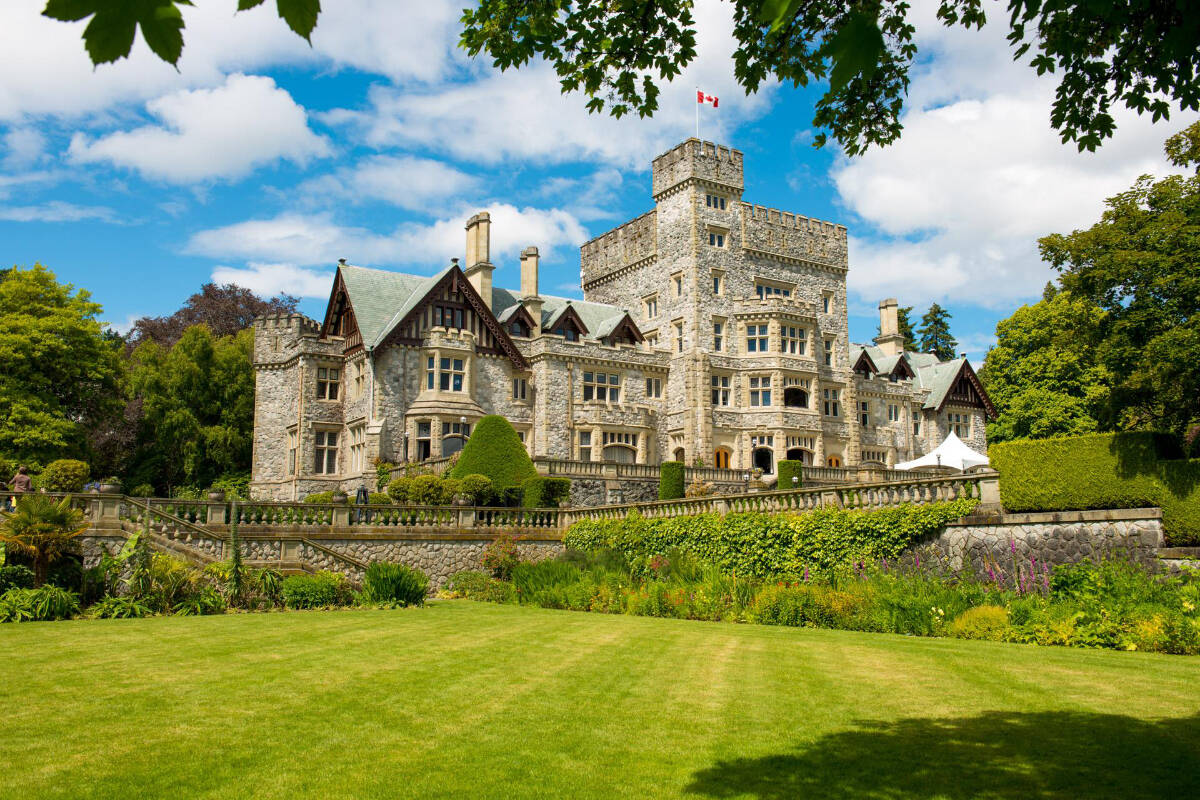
(449, 415, 538, 492)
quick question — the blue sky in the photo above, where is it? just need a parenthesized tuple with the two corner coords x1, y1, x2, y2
(1, 0, 1192, 362)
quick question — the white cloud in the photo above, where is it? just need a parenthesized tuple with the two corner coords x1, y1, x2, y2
(0, 169, 63, 200)
(211, 262, 333, 299)
(67, 74, 330, 182)
(2, 127, 46, 168)
(835, 0, 1195, 309)
(298, 155, 479, 211)
(0, 0, 464, 121)
(0, 201, 116, 222)
(186, 204, 589, 270)
(323, 0, 775, 169)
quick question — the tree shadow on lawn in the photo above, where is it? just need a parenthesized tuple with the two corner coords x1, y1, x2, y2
(686, 711, 1200, 799)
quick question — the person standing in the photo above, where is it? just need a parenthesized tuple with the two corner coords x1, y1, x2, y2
(9, 466, 32, 494)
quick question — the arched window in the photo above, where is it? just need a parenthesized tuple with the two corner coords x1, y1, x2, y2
(603, 445, 635, 463)
(753, 448, 774, 474)
(783, 387, 809, 408)
(786, 448, 813, 465)
(713, 448, 731, 469)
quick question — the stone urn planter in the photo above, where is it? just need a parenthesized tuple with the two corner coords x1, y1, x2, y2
(331, 490, 349, 504)
(207, 489, 226, 502)
(99, 480, 122, 494)
(453, 494, 473, 507)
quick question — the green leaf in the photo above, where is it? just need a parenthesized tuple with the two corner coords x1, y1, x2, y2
(237, 0, 267, 8)
(276, 0, 320, 42)
(41, 0, 98, 23)
(82, 9, 138, 65)
(823, 10, 886, 93)
(757, 0, 803, 33)
(140, 2, 186, 66)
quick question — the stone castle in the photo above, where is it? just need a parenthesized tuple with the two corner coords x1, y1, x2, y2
(250, 139, 995, 500)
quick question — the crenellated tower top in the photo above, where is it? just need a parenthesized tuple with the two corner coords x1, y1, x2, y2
(651, 138, 744, 199)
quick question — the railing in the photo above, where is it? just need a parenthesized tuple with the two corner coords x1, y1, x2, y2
(561, 473, 990, 524)
(75, 471, 998, 540)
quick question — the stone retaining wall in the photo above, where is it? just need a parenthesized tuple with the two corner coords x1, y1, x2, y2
(925, 508, 1164, 577)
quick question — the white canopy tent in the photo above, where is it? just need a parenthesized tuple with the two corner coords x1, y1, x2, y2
(895, 432, 989, 472)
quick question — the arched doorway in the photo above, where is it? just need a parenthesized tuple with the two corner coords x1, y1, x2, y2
(673, 447, 685, 462)
(603, 444, 635, 464)
(786, 448, 814, 465)
(826, 455, 842, 468)
(783, 387, 809, 408)
(753, 447, 774, 474)
(713, 448, 731, 469)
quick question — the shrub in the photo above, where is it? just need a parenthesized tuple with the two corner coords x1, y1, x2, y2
(173, 586, 226, 616)
(128, 483, 155, 498)
(210, 474, 250, 500)
(448, 415, 538, 491)
(658, 461, 685, 500)
(459, 474, 494, 506)
(362, 562, 429, 606)
(387, 476, 414, 503)
(777, 460, 804, 490)
(511, 559, 582, 599)
(522, 476, 570, 508)
(0, 565, 34, 593)
(39, 459, 90, 492)
(88, 595, 154, 619)
(409, 475, 446, 505)
(499, 486, 524, 507)
(948, 605, 1011, 641)
(440, 477, 463, 504)
(281, 571, 353, 609)
(303, 491, 347, 505)
(989, 432, 1200, 544)
(0, 586, 79, 622)
(368, 492, 391, 505)
(564, 499, 978, 578)
(446, 570, 516, 603)
(482, 535, 521, 579)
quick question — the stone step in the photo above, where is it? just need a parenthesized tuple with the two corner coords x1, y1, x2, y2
(1157, 547, 1200, 560)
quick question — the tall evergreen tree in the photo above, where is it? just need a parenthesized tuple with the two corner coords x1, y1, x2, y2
(896, 305, 918, 351)
(917, 304, 958, 360)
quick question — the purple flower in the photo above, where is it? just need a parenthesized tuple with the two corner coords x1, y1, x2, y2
(803, 566, 810, 582)
(914, 552, 921, 569)
(1010, 538, 1017, 556)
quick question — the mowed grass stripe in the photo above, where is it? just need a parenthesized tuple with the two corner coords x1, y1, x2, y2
(1, 602, 1198, 799)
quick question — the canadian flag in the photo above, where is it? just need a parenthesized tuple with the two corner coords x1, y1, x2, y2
(697, 90, 719, 108)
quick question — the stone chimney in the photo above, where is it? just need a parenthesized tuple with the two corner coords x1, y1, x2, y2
(520, 246, 543, 334)
(874, 298, 905, 356)
(464, 212, 493, 310)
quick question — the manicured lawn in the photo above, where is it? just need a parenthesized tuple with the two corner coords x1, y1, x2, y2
(2, 602, 1198, 799)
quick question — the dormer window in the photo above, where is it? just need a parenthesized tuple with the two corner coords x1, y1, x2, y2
(433, 304, 465, 329)
(509, 318, 530, 337)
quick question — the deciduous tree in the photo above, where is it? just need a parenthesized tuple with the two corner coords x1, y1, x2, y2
(980, 289, 1111, 443)
(0, 265, 122, 469)
(128, 282, 297, 347)
(1040, 121, 1200, 434)
(42, 1, 1200, 155)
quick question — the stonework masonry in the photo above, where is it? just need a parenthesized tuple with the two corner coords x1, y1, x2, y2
(250, 139, 995, 501)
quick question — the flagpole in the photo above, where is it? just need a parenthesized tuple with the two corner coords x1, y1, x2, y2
(695, 87, 700, 139)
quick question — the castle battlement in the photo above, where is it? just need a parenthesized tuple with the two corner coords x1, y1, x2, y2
(580, 208, 658, 286)
(255, 312, 320, 333)
(652, 138, 744, 198)
(739, 203, 848, 269)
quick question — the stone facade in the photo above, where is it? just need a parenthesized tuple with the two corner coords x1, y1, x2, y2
(251, 138, 994, 501)
(926, 508, 1165, 578)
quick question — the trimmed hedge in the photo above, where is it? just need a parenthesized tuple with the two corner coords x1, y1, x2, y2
(449, 415, 537, 491)
(777, 460, 804, 490)
(658, 461, 685, 500)
(563, 499, 979, 577)
(989, 432, 1200, 545)
(523, 476, 571, 508)
(281, 571, 353, 609)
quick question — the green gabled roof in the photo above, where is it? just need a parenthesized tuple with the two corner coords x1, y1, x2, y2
(848, 343, 970, 409)
(492, 288, 629, 335)
(339, 263, 453, 348)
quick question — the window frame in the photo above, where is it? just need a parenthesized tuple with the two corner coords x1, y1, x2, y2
(316, 366, 340, 401)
